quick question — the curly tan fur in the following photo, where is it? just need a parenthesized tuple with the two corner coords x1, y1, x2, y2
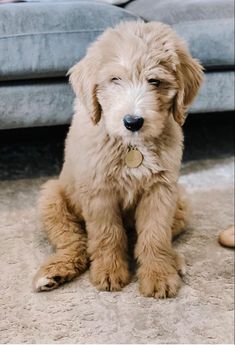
(33, 21, 203, 297)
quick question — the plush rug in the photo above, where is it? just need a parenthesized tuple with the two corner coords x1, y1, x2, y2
(0, 156, 234, 344)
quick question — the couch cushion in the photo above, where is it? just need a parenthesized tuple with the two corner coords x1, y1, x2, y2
(0, 1, 137, 81)
(125, 0, 234, 69)
(0, 71, 234, 129)
(23, 0, 133, 4)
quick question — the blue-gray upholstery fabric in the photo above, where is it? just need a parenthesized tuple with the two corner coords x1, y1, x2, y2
(0, 0, 234, 130)
(23, 0, 133, 4)
(0, 2, 137, 80)
(126, 0, 234, 68)
(0, 71, 234, 130)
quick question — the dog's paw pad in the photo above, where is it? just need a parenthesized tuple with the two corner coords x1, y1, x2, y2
(32, 260, 78, 292)
(33, 269, 74, 292)
(33, 276, 59, 292)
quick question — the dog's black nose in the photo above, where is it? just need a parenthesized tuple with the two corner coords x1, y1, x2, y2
(123, 115, 144, 132)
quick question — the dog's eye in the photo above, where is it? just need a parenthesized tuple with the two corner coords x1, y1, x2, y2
(148, 79, 161, 87)
(111, 77, 121, 83)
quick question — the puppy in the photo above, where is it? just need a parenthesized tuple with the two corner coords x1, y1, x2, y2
(33, 21, 203, 298)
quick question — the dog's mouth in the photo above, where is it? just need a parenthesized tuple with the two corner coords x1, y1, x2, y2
(122, 131, 145, 149)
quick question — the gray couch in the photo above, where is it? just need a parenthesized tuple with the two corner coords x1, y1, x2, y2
(0, 0, 234, 130)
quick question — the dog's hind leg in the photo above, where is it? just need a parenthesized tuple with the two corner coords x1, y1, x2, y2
(33, 180, 88, 292)
(171, 185, 190, 238)
(170, 185, 190, 277)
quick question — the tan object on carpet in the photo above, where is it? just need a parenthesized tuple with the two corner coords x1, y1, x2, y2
(0, 157, 234, 344)
(219, 225, 235, 248)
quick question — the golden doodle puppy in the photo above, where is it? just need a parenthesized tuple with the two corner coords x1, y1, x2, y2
(33, 21, 203, 298)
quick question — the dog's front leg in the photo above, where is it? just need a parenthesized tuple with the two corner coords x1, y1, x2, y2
(135, 183, 183, 298)
(84, 193, 130, 291)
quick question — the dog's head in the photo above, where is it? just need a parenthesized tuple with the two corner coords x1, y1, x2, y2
(69, 21, 203, 142)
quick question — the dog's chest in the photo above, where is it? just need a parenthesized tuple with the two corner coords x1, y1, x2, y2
(117, 174, 144, 209)
(106, 147, 162, 209)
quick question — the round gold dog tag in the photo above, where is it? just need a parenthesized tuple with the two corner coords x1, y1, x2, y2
(125, 148, 143, 168)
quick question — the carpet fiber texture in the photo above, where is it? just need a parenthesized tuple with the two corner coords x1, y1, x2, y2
(0, 157, 234, 344)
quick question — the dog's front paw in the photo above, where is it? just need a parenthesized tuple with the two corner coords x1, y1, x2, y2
(90, 257, 130, 291)
(138, 262, 181, 298)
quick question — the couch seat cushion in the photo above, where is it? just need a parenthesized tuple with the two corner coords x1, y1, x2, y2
(1, 71, 234, 129)
(125, 0, 234, 69)
(0, 1, 137, 81)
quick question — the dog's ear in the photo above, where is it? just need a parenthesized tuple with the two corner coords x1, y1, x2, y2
(173, 50, 204, 126)
(68, 56, 101, 125)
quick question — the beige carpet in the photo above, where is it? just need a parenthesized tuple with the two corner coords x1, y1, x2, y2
(0, 157, 234, 344)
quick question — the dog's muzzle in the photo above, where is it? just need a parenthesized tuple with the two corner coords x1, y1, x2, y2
(123, 115, 144, 132)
